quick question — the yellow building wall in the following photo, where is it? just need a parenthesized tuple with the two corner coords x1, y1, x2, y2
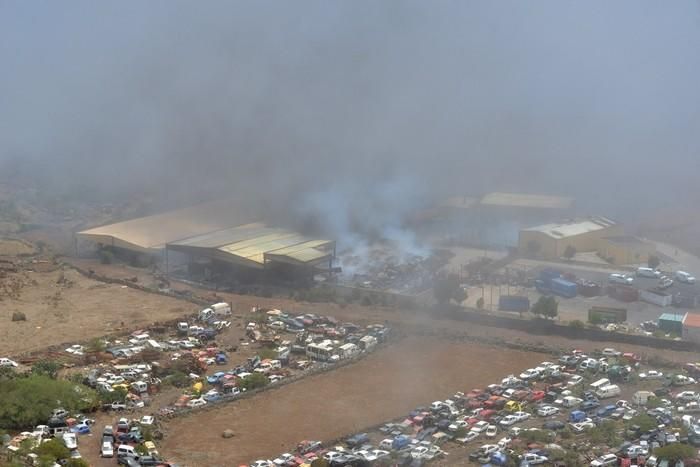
(519, 224, 623, 260)
(599, 241, 655, 265)
(518, 231, 558, 258)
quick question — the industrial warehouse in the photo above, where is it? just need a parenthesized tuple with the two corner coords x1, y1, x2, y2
(77, 201, 336, 284)
(517, 217, 656, 265)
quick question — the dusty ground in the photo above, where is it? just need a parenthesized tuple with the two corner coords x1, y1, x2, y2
(0, 267, 196, 356)
(0, 238, 36, 256)
(63, 258, 700, 364)
(160, 337, 545, 466)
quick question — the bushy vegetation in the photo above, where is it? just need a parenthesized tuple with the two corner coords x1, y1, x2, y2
(531, 295, 558, 319)
(239, 373, 269, 391)
(654, 443, 695, 462)
(0, 374, 97, 429)
(433, 273, 467, 305)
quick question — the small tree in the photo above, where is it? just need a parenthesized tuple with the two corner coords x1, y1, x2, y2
(563, 245, 577, 260)
(35, 439, 69, 461)
(654, 443, 695, 463)
(531, 296, 558, 319)
(648, 255, 661, 269)
(476, 297, 485, 310)
(239, 373, 269, 391)
(433, 274, 467, 305)
(569, 320, 584, 329)
(627, 414, 657, 433)
(31, 360, 61, 379)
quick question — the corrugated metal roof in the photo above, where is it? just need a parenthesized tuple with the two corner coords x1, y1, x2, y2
(683, 313, 700, 328)
(660, 313, 685, 322)
(171, 223, 266, 248)
(480, 192, 574, 209)
(77, 199, 249, 251)
(523, 217, 616, 239)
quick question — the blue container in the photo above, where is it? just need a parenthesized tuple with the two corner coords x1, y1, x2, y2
(550, 278, 577, 298)
(498, 295, 531, 312)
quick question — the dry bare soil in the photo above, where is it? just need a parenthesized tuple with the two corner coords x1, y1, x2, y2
(0, 268, 195, 356)
(160, 337, 545, 466)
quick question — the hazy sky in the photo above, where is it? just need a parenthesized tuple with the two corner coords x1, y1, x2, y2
(2, 1, 700, 221)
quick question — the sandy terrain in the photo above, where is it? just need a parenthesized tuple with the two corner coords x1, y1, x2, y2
(0, 267, 196, 356)
(160, 337, 545, 466)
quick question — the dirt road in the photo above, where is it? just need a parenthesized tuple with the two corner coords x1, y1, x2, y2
(160, 337, 544, 466)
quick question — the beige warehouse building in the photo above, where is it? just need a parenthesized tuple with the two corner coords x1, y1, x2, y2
(518, 217, 621, 259)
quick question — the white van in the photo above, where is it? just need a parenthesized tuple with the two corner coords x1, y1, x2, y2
(210, 302, 231, 315)
(637, 267, 660, 278)
(590, 378, 610, 390)
(596, 384, 621, 399)
(117, 444, 136, 458)
(131, 381, 148, 393)
(676, 271, 696, 284)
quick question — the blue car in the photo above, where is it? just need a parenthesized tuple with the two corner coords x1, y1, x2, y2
(70, 423, 90, 434)
(207, 371, 226, 384)
(204, 392, 223, 402)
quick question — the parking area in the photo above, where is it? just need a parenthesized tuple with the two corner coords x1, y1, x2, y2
(160, 337, 545, 466)
(470, 259, 700, 327)
(246, 346, 700, 467)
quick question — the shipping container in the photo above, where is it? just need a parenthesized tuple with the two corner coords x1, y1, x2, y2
(673, 293, 700, 309)
(607, 285, 639, 302)
(550, 278, 577, 298)
(658, 312, 684, 335)
(639, 288, 672, 307)
(588, 306, 627, 324)
(539, 269, 562, 285)
(498, 295, 530, 313)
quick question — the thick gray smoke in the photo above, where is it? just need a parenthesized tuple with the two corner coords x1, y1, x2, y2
(2, 1, 700, 236)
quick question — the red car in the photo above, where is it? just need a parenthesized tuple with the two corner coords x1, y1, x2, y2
(529, 390, 546, 402)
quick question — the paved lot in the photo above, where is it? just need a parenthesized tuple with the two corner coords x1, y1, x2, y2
(483, 259, 700, 327)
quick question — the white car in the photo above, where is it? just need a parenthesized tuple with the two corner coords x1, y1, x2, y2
(250, 461, 272, 467)
(567, 375, 584, 387)
(499, 415, 519, 426)
(480, 444, 499, 455)
(497, 436, 512, 448)
(410, 446, 429, 460)
(186, 398, 207, 408)
(456, 430, 480, 444)
(513, 411, 531, 422)
(448, 419, 468, 432)
(609, 273, 633, 285)
(519, 368, 540, 380)
(570, 421, 595, 433)
(626, 445, 648, 457)
(0, 358, 18, 367)
(639, 370, 664, 380)
(537, 406, 559, 417)
(485, 425, 497, 437)
(140, 415, 155, 426)
(601, 348, 621, 357)
(100, 441, 114, 458)
(273, 453, 295, 465)
(590, 453, 619, 467)
(522, 453, 548, 465)
(676, 391, 699, 402)
(62, 433, 77, 450)
(471, 421, 490, 433)
(675, 271, 696, 284)
(637, 267, 661, 278)
(323, 451, 342, 462)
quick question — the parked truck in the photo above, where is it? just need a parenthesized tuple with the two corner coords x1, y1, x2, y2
(536, 273, 577, 298)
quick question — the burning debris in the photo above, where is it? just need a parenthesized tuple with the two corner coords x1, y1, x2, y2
(338, 244, 453, 293)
